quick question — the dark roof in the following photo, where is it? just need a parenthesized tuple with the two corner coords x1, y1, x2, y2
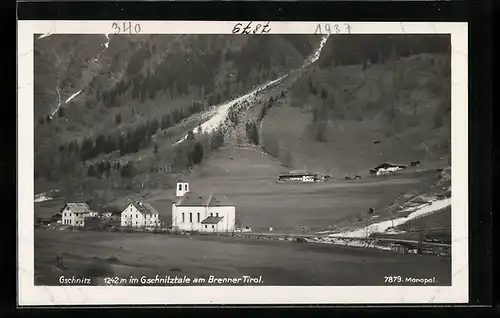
(130, 201, 159, 215)
(61, 203, 94, 213)
(278, 173, 316, 178)
(176, 192, 234, 207)
(201, 216, 224, 224)
(373, 162, 407, 170)
(207, 194, 234, 207)
(176, 191, 207, 206)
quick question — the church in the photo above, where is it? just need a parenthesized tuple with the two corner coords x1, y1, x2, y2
(171, 182, 236, 233)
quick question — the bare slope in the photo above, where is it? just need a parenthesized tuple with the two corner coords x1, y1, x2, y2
(34, 35, 321, 194)
(260, 53, 451, 177)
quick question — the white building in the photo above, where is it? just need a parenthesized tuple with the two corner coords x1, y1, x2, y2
(171, 182, 236, 232)
(121, 201, 161, 228)
(60, 203, 98, 227)
(177, 182, 190, 197)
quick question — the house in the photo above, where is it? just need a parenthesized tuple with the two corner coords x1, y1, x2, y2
(121, 201, 160, 228)
(410, 160, 421, 167)
(369, 163, 407, 176)
(60, 203, 98, 227)
(99, 210, 121, 220)
(277, 172, 319, 183)
(37, 212, 62, 226)
(171, 182, 236, 233)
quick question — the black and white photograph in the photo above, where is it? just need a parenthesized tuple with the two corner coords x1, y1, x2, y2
(18, 21, 468, 305)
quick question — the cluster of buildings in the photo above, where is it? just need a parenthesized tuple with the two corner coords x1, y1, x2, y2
(276, 172, 323, 183)
(275, 162, 417, 182)
(37, 182, 237, 233)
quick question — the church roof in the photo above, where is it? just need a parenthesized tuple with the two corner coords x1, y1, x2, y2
(175, 192, 234, 207)
(201, 216, 224, 224)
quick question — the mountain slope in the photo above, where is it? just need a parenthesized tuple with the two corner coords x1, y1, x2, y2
(258, 35, 451, 176)
(34, 34, 322, 196)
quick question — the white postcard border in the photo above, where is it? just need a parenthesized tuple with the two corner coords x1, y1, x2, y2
(17, 21, 468, 305)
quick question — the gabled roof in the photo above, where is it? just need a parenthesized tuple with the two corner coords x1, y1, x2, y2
(61, 203, 94, 213)
(128, 201, 159, 215)
(176, 191, 207, 206)
(373, 162, 407, 170)
(207, 194, 234, 207)
(175, 192, 234, 207)
(201, 216, 224, 224)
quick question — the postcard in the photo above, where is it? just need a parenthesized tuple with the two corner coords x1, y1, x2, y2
(17, 20, 468, 305)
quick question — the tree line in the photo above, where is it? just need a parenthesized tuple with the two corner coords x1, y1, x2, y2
(317, 35, 450, 68)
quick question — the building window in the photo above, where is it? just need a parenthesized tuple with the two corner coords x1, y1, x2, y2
(189, 213, 192, 223)
(212, 225, 214, 229)
(182, 213, 185, 223)
(179, 184, 182, 191)
(216, 213, 219, 217)
(136, 221, 138, 225)
(184, 184, 188, 191)
(205, 225, 207, 229)
(197, 213, 200, 223)
(136, 214, 138, 218)
(210, 213, 213, 217)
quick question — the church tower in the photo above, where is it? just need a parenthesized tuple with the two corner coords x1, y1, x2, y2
(176, 182, 189, 197)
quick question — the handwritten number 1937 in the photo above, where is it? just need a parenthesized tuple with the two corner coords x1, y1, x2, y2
(314, 23, 351, 35)
(232, 22, 271, 35)
(112, 22, 142, 35)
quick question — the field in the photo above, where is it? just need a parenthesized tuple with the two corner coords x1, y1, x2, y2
(139, 148, 441, 233)
(36, 147, 444, 234)
(372, 206, 452, 244)
(34, 147, 451, 287)
(34, 229, 451, 286)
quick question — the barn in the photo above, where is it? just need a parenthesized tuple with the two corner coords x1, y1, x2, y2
(171, 182, 236, 233)
(369, 163, 407, 176)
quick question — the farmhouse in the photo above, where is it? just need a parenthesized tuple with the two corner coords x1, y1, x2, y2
(277, 172, 319, 183)
(60, 203, 98, 227)
(121, 201, 160, 228)
(172, 182, 236, 232)
(369, 163, 407, 176)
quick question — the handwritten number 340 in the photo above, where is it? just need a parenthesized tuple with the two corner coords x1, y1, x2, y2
(112, 22, 142, 35)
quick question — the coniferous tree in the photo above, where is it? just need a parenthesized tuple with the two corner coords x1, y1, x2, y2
(115, 112, 122, 125)
(210, 130, 224, 150)
(191, 142, 204, 165)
